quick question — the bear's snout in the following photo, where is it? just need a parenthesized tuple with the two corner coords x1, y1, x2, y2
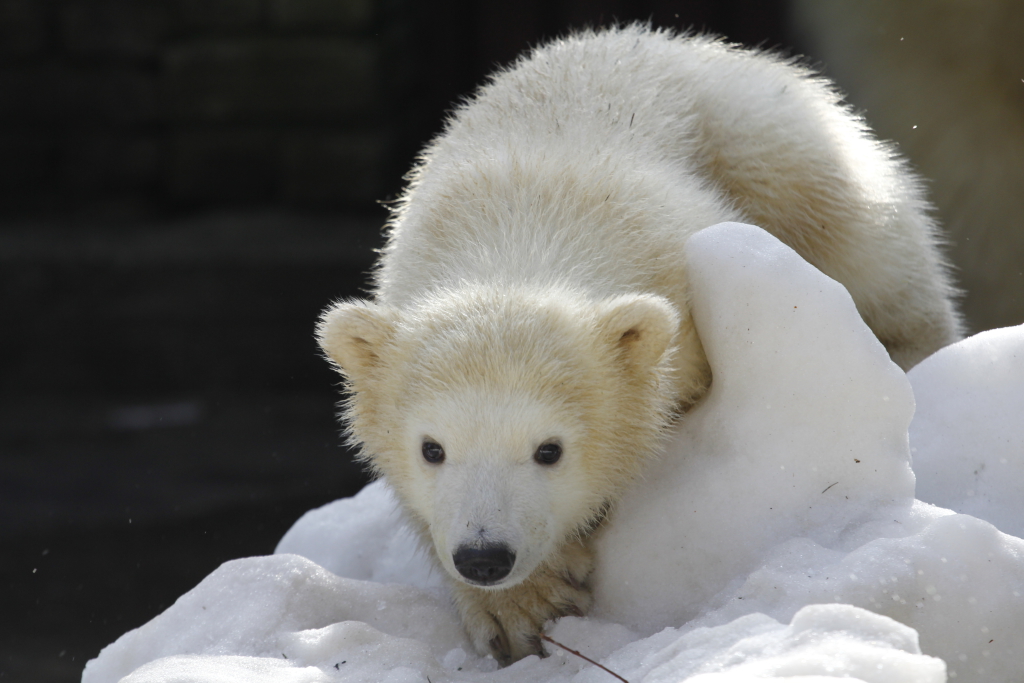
(453, 544, 516, 585)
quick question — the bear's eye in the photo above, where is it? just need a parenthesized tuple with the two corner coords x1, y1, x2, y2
(422, 439, 445, 464)
(534, 442, 562, 465)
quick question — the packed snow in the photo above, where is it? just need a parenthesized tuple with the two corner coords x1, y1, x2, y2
(908, 325, 1024, 539)
(82, 223, 1024, 683)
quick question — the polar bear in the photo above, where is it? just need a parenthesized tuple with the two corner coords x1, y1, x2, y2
(317, 26, 961, 664)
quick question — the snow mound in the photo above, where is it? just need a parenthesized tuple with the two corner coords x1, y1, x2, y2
(83, 223, 1024, 683)
(81, 554, 473, 683)
(908, 323, 1024, 538)
(276, 482, 445, 594)
(593, 222, 917, 631)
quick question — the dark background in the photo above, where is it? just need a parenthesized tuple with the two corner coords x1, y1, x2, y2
(1, 1, 1020, 681)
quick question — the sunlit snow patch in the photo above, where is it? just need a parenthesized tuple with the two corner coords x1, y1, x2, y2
(83, 223, 1024, 683)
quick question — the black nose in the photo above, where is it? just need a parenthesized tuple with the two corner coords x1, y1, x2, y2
(453, 544, 516, 585)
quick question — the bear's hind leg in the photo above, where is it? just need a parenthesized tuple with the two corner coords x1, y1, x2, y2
(684, 47, 963, 367)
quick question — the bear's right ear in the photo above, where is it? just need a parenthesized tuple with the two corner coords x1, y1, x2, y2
(316, 300, 399, 382)
(597, 294, 679, 368)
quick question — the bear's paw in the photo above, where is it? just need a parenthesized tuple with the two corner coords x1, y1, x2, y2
(450, 539, 594, 665)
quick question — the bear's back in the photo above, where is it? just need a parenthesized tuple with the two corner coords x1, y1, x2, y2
(372, 26, 961, 372)
(373, 28, 748, 309)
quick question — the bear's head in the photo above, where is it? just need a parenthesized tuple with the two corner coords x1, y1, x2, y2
(318, 286, 680, 589)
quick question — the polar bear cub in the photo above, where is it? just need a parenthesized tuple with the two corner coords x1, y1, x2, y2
(317, 27, 961, 665)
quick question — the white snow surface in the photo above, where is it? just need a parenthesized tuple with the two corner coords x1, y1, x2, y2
(83, 223, 1024, 683)
(908, 325, 1024, 539)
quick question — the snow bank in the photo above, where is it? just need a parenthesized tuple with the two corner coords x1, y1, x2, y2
(83, 554, 474, 683)
(593, 222, 918, 630)
(105, 582, 947, 683)
(83, 223, 1024, 683)
(908, 324, 1024, 538)
(83, 552, 947, 683)
(275, 482, 446, 594)
(591, 225, 1024, 680)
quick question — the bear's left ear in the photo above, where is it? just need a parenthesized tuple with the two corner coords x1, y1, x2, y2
(597, 294, 678, 367)
(316, 300, 400, 384)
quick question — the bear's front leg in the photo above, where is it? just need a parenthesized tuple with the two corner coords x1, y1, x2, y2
(449, 539, 594, 665)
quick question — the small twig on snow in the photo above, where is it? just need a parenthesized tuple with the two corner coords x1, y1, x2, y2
(540, 634, 630, 683)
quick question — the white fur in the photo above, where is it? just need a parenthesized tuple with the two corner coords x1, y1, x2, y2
(317, 26, 961, 664)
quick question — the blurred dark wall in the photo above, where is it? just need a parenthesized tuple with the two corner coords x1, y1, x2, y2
(0, 0, 390, 216)
(0, 0, 786, 220)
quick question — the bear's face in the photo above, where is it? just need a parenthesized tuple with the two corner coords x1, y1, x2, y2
(401, 385, 590, 587)
(318, 287, 679, 588)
